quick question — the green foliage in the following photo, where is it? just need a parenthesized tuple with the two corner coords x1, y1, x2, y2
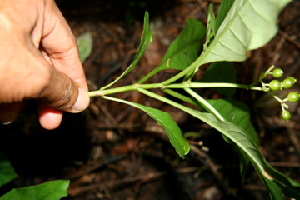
(90, 1, 300, 199)
(198, 0, 292, 64)
(0, 151, 18, 187)
(138, 18, 206, 83)
(206, 98, 259, 179)
(0, 180, 69, 200)
(1, 0, 298, 199)
(102, 95, 190, 158)
(77, 32, 93, 62)
(101, 12, 152, 90)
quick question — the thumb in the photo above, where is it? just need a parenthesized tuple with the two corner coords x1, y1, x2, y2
(39, 66, 90, 113)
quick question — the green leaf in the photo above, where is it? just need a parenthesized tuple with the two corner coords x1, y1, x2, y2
(138, 18, 206, 83)
(0, 151, 18, 187)
(206, 98, 259, 180)
(183, 109, 300, 200)
(135, 89, 266, 172)
(206, 98, 258, 145)
(199, 0, 292, 64)
(260, 175, 283, 200)
(101, 12, 152, 90)
(203, 4, 217, 50)
(0, 180, 69, 200)
(268, 166, 300, 199)
(200, 62, 237, 97)
(102, 96, 190, 158)
(215, 0, 235, 31)
(77, 32, 93, 62)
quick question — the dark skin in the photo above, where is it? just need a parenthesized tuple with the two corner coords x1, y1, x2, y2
(0, 0, 90, 130)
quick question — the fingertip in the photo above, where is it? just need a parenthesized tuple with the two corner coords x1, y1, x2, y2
(38, 104, 62, 130)
(71, 87, 90, 113)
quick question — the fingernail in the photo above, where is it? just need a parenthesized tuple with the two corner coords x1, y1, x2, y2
(71, 87, 90, 113)
(1, 113, 18, 125)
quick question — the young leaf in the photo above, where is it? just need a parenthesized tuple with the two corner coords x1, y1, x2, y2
(203, 3, 217, 50)
(101, 12, 152, 90)
(0, 151, 18, 187)
(102, 95, 190, 158)
(199, 0, 292, 64)
(0, 180, 69, 200)
(77, 32, 93, 62)
(138, 18, 206, 83)
(200, 62, 237, 97)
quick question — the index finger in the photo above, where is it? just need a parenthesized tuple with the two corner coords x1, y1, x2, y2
(40, 1, 87, 90)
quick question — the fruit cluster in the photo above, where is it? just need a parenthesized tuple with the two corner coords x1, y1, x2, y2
(264, 67, 299, 121)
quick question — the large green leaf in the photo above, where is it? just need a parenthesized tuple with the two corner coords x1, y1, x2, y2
(0, 151, 18, 187)
(77, 32, 93, 62)
(102, 96, 190, 158)
(0, 180, 69, 200)
(101, 12, 152, 90)
(138, 18, 206, 83)
(198, 0, 292, 64)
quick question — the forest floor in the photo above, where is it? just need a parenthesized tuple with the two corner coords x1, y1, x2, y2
(0, 1, 300, 200)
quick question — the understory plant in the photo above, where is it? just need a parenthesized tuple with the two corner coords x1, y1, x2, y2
(1, 0, 299, 199)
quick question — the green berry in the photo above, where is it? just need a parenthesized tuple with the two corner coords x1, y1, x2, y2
(287, 92, 300, 103)
(269, 80, 281, 91)
(282, 77, 297, 89)
(282, 110, 292, 121)
(272, 68, 283, 78)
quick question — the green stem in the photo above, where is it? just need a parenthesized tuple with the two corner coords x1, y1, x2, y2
(184, 87, 225, 121)
(136, 87, 201, 117)
(88, 82, 262, 97)
(162, 88, 201, 107)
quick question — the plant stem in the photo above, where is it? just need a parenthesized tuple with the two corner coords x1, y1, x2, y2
(184, 87, 225, 121)
(88, 82, 262, 97)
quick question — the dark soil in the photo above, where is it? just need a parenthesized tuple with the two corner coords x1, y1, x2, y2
(0, 1, 300, 200)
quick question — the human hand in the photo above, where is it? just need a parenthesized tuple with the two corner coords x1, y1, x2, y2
(0, 0, 90, 129)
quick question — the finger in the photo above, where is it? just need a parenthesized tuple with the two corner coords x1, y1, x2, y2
(38, 60, 90, 113)
(41, 1, 88, 90)
(0, 103, 23, 124)
(38, 102, 62, 130)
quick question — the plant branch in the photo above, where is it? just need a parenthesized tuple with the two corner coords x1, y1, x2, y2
(88, 82, 262, 97)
